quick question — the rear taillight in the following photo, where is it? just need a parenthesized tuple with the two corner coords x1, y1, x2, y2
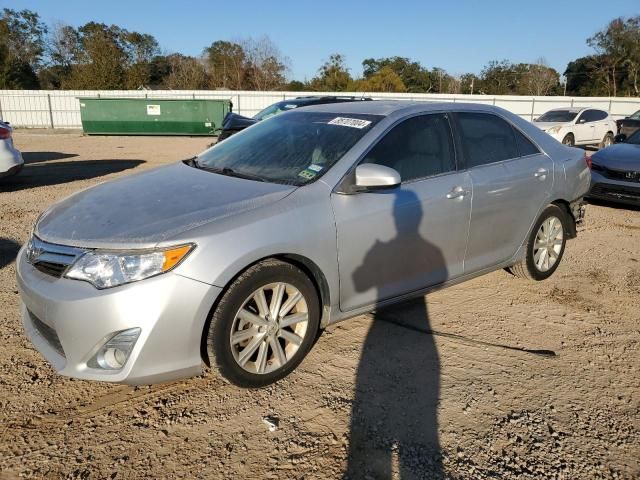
(0, 126, 10, 140)
(584, 152, 592, 170)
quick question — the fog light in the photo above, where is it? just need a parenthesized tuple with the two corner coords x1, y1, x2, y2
(90, 328, 141, 371)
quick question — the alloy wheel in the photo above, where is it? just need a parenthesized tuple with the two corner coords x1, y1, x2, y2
(230, 282, 309, 374)
(533, 216, 563, 272)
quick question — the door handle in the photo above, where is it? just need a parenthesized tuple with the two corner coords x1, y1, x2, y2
(446, 186, 468, 199)
(534, 168, 548, 179)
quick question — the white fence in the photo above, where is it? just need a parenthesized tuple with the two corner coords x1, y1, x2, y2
(1, 89, 639, 129)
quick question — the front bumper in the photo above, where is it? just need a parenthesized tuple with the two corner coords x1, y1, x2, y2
(16, 246, 222, 385)
(588, 171, 640, 206)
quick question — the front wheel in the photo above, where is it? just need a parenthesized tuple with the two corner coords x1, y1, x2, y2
(508, 205, 568, 281)
(206, 259, 320, 388)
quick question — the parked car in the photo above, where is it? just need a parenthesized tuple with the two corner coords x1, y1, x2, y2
(217, 96, 372, 140)
(588, 129, 640, 206)
(0, 121, 24, 179)
(17, 101, 590, 387)
(534, 107, 617, 148)
(616, 109, 640, 139)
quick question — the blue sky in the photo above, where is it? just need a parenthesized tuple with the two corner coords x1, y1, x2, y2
(5, 0, 639, 80)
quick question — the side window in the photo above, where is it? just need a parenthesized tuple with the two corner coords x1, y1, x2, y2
(593, 110, 608, 121)
(579, 110, 598, 123)
(454, 112, 518, 167)
(513, 128, 540, 156)
(361, 113, 456, 182)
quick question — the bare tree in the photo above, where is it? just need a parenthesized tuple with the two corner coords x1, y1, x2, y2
(164, 54, 207, 89)
(524, 58, 560, 95)
(240, 36, 289, 90)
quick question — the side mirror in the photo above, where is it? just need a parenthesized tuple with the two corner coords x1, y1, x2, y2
(614, 133, 627, 143)
(354, 164, 401, 191)
(578, 118, 586, 124)
(533, 117, 538, 122)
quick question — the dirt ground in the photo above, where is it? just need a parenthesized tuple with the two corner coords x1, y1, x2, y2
(0, 131, 638, 479)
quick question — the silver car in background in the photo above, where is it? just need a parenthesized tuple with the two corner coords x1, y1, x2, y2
(16, 102, 590, 387)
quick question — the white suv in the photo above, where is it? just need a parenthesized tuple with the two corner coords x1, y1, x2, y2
(534, 108, 617, 148)
(0, 121, 24, 178)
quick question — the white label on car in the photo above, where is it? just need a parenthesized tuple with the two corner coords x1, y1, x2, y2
(328, 117, 371, 129)
(308, 164, 323, 172)
(146, 104, 161, 116)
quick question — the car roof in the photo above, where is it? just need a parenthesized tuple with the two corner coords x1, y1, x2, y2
(295, 100, 505, 116)
(545, 107, 606, 113)
(275, 96, 370, 106)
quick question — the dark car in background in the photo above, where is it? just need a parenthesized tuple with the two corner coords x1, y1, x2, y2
(616, 110, 640, 139)
(217, 96, 372, 140)
(589, 129, 640, 207)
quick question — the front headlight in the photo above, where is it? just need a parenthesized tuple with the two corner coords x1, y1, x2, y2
(65, 244, 194, 289)
(547, 126, 562, 134)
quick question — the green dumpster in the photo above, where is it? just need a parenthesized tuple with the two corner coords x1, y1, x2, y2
(78, 97, 232, 136)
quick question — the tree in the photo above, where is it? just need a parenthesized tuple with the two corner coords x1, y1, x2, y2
(520, 59, 560, 96)
(0, 8, 47, 69)
(163, 54, 207, 89)
(588, 16, 640, 96)
(241, 36, 288, 90)
(358, 66, 406, 92)
(362, 56, 432, 92)
(205, 40, 246, 89)
(309, 53, 353, 91)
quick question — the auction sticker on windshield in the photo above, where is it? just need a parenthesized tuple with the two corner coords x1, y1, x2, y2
(328, 117, 372, 129)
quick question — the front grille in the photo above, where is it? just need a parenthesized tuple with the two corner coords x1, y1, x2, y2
(29, 311, 65, 357)
(26, 236, 85, 278)
(593, 164, 640, 183)
(590, 183, 640, 203)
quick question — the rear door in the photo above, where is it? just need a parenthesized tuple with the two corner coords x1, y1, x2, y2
(591, 110, 610, 142)
(452, 112, 553, 273)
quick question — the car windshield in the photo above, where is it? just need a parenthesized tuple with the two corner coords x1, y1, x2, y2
(537, 111, 578, 123)
(629, 110, 640, 120)
(626, 129, 640, 145)
(253, 101, 300, 121)
(196, 111, 381, 186)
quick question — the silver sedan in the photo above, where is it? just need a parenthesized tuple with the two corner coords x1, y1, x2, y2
(17, 101, 590, 387)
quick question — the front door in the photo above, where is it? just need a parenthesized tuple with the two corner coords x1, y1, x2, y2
(331, 113, 472, 312)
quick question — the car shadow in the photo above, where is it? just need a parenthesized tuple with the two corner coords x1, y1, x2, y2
(586, 198, 640, 212)
(21, 151, 79, 164)
(345, 190, 445, 479)
(0, 238, 21, 270)
(0, 159, 145, 192)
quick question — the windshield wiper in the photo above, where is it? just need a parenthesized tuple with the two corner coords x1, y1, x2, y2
(200, 166, 266, 182)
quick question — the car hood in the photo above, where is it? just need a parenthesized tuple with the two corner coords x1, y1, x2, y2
(534, 121, 568, 130)
(592, 143, 640, 171)
(35, 162, 296, 248)
(221, 112, 258, 131)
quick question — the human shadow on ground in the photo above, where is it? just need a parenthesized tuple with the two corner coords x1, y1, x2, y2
(345, 189, 447, 479)
(0, 159, 145, 192)
(0, 238, 21, 270)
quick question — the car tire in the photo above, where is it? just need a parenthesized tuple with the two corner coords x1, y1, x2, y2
(562, 133, 575, 146)
(600, 132, 614, 149)
(206, 259, 320, 388)
(507, 204, 568, 281)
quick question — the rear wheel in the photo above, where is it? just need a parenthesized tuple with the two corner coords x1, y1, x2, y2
(206, 259, 320, 388)
(600, 132, 614, 148)
(508, 205, 568, 281)
(562, 133, 575, 146)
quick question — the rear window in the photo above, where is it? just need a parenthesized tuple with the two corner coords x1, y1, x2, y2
(454, 112, 518, 168)
(513, 128, 540, 156)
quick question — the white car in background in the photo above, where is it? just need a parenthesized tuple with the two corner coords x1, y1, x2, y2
(0, 121, 24, 178)
(534, 108, 617, 148)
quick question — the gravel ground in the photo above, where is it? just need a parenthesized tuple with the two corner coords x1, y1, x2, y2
(0, 131, 638, 479)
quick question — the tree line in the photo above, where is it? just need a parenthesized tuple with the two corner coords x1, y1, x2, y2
(1, 8, 638, 96)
